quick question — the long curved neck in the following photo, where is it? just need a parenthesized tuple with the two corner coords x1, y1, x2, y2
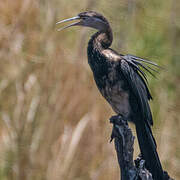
(87, 27, 113, 74)
(88, 27, 113, 51)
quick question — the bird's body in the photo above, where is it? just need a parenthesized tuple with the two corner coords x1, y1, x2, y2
(57, 11, 164, 180)
(88, 37, 132, 119)
(87, 29, 152, 125)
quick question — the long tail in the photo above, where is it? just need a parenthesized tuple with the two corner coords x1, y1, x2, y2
(135, 120, 164, 180)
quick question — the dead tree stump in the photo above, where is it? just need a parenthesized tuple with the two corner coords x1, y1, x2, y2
(110, 115, 174, 180)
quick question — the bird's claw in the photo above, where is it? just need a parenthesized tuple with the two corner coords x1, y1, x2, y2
(110, 115, 128, 127)
(110, 115, 124, 125)
(109, 115, 127, 144)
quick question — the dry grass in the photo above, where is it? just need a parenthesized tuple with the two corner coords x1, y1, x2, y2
(0, 0, 179, 179)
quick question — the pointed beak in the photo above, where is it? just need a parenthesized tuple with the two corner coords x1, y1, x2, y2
(56, 16, 81, 31)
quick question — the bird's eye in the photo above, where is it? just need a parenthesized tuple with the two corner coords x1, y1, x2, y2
(82, 16, 89, 20)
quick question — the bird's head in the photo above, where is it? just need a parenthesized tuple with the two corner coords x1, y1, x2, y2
(56, 11, 110, 31)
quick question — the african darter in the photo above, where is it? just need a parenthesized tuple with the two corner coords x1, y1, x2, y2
(56, 11, 164, 180)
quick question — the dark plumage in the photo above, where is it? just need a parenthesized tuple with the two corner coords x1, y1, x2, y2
(57, 11, 164, 180)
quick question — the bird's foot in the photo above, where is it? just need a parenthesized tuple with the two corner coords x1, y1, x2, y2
(110, 115, 127, 125)
(109, 115, 128, 143)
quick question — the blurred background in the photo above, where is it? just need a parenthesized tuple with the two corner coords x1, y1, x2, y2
(0, 0, 179, 179)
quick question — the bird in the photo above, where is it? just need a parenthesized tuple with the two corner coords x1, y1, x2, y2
(56, 11, 164, 180)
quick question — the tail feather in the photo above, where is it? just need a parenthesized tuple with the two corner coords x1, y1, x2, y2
(135, 120, 164, 180)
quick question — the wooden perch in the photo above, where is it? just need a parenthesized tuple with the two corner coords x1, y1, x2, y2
(110, 115, 174, 180)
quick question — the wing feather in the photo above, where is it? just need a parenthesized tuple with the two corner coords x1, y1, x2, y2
(120, 59, 153, 125)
